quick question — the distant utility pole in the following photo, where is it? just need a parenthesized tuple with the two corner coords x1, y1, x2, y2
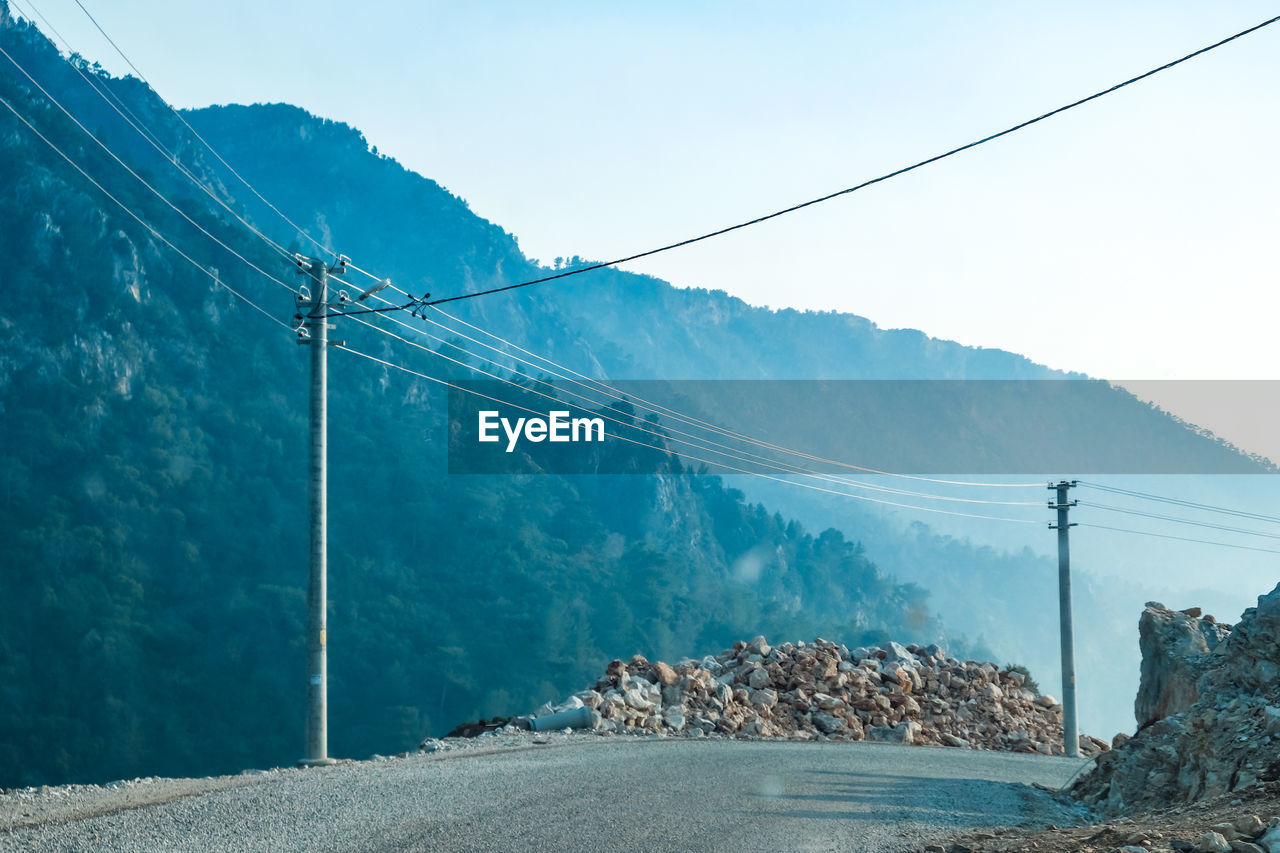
(1048, 480, 1079, 759)
(294, 253, 347, 768)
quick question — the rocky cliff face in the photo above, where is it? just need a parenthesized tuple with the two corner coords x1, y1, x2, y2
(1135, 602, 1231, 728)
(1073, 588, 1280, 815)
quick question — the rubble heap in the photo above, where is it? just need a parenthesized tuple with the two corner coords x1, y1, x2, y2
(1073, 588, 1280, 816)
(534, 637, 1104, 756)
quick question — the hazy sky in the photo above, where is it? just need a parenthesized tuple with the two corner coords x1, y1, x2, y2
(12, 2, 1280, 384)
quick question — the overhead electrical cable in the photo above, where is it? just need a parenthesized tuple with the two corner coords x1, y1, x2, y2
(344, 305, 1043, 506)
(424, 304, 1049, 488)
(0, 91, 292, 328)
(38, 3, 1278, 510)
(417, 13, 1280, 307)
(0, 43, 299, 297)
(1076, 523, 1280, 556)
(368, 298, 1280, 535)
(9, 45, 1277, 555)
(10, 0, 297, 264)
(10, 0, 164, 147)
(16, 0, 1024, 506)
(342, 310, 1041, 509)
(7, 0, 296, 265)
(347, 280, 1046, 490)
(1076, 501, 1280, 541)
(331, 338, 1042, 525)
(343, 263, 1060, 494)
(382, 304, 1042, 500)
(21, 2, 1280, 538)
(68, 0, 340, 262)
(345, 309, 1014, 506)
(1077, 480, 1280, 525)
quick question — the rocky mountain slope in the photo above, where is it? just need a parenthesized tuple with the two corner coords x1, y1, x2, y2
(1072, 588, 1280, 816)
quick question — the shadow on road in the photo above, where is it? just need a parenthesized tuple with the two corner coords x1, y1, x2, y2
(741, 769, 1050, 827)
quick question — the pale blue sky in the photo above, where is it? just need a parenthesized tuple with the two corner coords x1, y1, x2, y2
(16, 1, 1280, 384)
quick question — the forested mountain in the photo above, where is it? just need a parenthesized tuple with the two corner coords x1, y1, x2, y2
(0, 3, 1266, 788)
(0, 8, 949, 787)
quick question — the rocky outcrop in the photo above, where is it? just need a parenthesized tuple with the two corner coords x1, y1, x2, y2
(528, 637, 1097, 756)
(1135, 602, 1230, 728)
(1073, 585, 1280, 816)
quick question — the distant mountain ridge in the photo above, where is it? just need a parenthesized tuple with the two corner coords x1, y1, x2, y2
(186, 100, 1065, 382)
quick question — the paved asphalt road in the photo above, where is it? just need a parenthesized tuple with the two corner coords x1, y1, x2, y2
(4, 738, 1092, 852)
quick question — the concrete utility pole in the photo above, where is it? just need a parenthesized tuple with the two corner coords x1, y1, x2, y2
(294, 254, 346, 767)
(1048, 480, 1079, 758)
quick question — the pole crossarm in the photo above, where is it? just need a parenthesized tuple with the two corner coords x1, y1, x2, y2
(318, 295, 430, 319)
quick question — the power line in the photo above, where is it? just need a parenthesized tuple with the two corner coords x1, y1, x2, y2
(9, 0, 297, 265)
(353, 275, 1047, 491)
(11, 0, 404, 297)
(10, 0, 163, 148)
(344, 259, 396, 287)
(346, 308, 965, 503)
(348, 312, 1280, 554)
(11, 69, 1273, 550)
(20, 1, 1280, 544)
(41, 2, 1279, 509)
(401, 307, 1043, 498)
(1076, 480, 1280, 525)
(59, 0, 399, 289)
(0, 42, 299, 297)
(0, 90, 291, 328)
(12, 43, 1277, 557)
(345, 303, 1045, 506)
(331, 337, 1042, 525)
(1077, 522, 1280, 556)
(420, 13, 1280, 307)
(1077, 500, 1280, 541)
(66, 0, 338, 262)
(342, 310, 1042, 518)
(425, 305, 1047, 488)
(9, 0, 1039, 502)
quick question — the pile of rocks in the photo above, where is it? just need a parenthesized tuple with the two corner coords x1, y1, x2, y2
(1073, 587, 1280, 816)
(1188, 816, 1280, 853)
(531, 637, 1100, 756)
